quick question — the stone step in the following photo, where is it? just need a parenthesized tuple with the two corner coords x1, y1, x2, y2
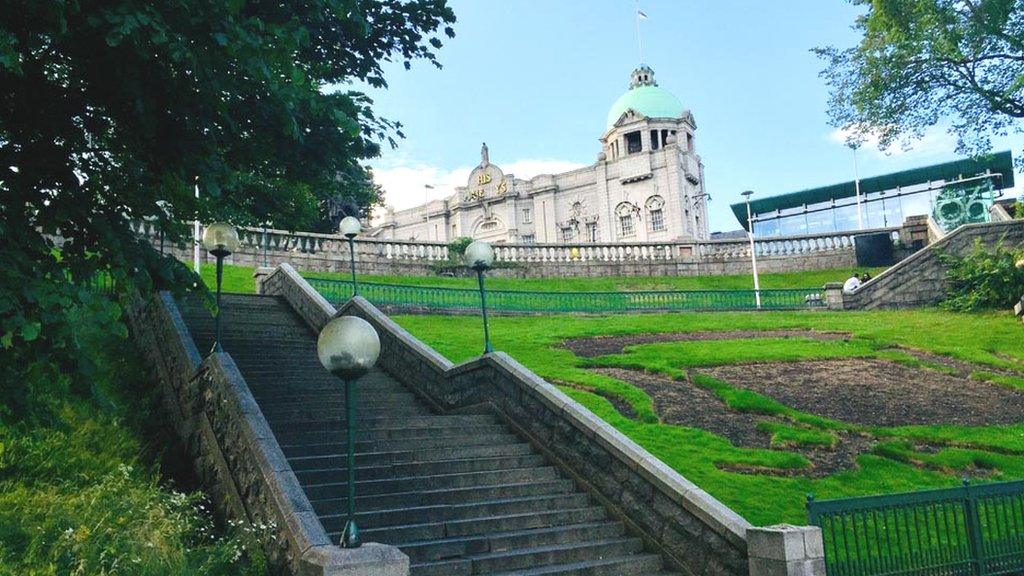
(354, 506, 609, 544)
(272, 424, 509, 446)
(486, 554, 670, 576)
(288, 442, 534, 471)
(279, 433, 524, 458)
(294, 454, 548, 484)
(411, 537, 645, 576)
(302, 466, 561, 500)
(397, 521, 626, 564)
(260, 402, 428, 421)
(311, 479, 578, 514)
(267, 414, 498, 433)
(319, 493, 590, 532)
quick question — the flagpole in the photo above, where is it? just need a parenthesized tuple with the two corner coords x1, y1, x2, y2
(635, 8, 644, 63)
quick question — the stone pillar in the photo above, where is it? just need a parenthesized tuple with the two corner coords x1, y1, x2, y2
(747, 524, 826, 576)
(1014, 295, 1024, 324)
(253, 266, 275, 295)
(822, 282, 845, 311)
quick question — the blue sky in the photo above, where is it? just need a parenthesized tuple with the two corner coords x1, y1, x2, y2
(358, 0, 1022, 232)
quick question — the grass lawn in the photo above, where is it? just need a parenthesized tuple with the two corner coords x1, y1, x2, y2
(390, 309, 1024, 526)
(202, 262, 884, 294)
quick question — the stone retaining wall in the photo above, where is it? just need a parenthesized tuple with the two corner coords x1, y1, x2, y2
(259, 264, 826, 576)
(127, 291, 408, 576)
(840, 219, 1024, 310)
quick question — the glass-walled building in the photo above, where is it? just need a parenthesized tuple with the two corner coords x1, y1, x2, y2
(730, 151, 1015, 237)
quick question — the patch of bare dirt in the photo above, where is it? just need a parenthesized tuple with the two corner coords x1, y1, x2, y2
(897, 348, 1024, 379)
(564, 330, 852, 358)
(698, 358, 1024, 427)
(592, 367, 872, 477)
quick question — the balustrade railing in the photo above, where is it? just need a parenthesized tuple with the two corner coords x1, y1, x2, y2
(131, 220, 898, 265)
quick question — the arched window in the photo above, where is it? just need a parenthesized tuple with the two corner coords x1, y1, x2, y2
(616, 202, 637, 238)
(646, 196, 666, 232)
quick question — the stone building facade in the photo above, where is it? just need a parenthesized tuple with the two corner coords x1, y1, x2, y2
(375, 65, 711, 244)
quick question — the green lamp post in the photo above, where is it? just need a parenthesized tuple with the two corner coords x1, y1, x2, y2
(316, 315, 381, 549)
(464, 241, 495, 354)
(339, 216, 362, 297)
(201, 222, 240, 353)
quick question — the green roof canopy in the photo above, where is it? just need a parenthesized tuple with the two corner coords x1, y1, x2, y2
(729, 151, 1016, 230)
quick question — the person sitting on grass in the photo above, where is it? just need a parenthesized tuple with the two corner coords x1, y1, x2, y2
(860, 271, 872, 282)
(843, 272, 862, 294)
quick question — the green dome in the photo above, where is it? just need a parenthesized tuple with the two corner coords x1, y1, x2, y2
(606, 84, 684, 130)
(605, 67, 686, 131)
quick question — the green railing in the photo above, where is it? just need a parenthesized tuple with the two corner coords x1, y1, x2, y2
(808, 479, 1024, 576)
(307, 277, 826, 313)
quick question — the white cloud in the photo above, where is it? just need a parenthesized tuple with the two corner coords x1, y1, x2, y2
(828, 125, 957, 160)
(369, 158, 586, 217)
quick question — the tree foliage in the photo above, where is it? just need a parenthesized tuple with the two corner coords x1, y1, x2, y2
(940, 238, 1024, 310)
(815, 0, 1023, 166)
(0, 0, 455, 417)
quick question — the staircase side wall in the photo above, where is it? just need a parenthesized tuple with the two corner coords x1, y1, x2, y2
(258, 267, 755, 576)
(127, 291, 408, 576)
(843, 220, 1024, 310)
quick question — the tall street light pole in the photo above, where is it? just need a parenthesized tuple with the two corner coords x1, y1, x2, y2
(464, 241, 495, 354)
(339, 216, 362, 297)
(201, 222, 240, 353)
(317, 316, 381, 549)
(741, 191, 762, 310)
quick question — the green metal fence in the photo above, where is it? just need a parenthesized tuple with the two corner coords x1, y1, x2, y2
(307, 277, 826, 313)
(807, 479, 1024, 576)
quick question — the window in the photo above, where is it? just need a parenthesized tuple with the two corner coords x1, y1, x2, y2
(650, 209, 665, 231)
(586, 222, 598, 242)
(521, 234, 535, 244)
(616, 202, 638, 237)
(625, 131, 642, 154)
(686, 132, 694, 151)
(522, 208, 532, 224)
(561, 227, 574, 242)
(619, 215, 635, 237)
(650, 130, 661, 150)
(645, 196, 666, 232)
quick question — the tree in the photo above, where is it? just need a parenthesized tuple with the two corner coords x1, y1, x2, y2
(0, 0, 455, 417)
(815, 0, 1023, 167)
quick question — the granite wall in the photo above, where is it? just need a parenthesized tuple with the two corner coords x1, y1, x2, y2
(126, 291, 408, 576)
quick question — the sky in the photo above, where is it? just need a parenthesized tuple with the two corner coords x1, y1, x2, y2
(355, 0, 1023, 233)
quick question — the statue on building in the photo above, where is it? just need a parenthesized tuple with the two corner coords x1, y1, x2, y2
(480, 142, 489, 166)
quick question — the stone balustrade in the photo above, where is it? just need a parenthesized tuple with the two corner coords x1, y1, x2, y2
(134, 219, 903, 278)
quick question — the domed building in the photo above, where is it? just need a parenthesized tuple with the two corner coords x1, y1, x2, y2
(377, 65, 710, 244)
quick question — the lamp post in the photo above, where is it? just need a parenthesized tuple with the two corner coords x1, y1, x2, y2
(464, 241, 495, 354)
(316, 316, 381, 549)
(201, 222, 240, 352)
(339, 216, 362, 297)
(741, 191, 762, 309)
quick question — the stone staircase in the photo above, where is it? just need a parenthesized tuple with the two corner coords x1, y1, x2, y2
(179, 293, 681, 576)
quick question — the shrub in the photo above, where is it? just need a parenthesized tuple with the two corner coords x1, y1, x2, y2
(940, 238, 1024, 311)
(447, 236, 474, 257)
(1013, 200, 1024, 219)
(0, 294, 268, 574)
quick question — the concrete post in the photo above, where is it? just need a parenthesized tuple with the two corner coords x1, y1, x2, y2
(747, 524, 826, 576)
(1014, 295, 1023, 323)
(253, 266, 275, 295)
(299, 543, 409, 576)
(822, 282, 845, 311)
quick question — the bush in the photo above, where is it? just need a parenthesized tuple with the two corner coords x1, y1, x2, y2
(447, 236, 474, 257)
(940, 238, 1024, 311)
(0, 295, 268, 575)
(1013, 200, 1024, 219)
